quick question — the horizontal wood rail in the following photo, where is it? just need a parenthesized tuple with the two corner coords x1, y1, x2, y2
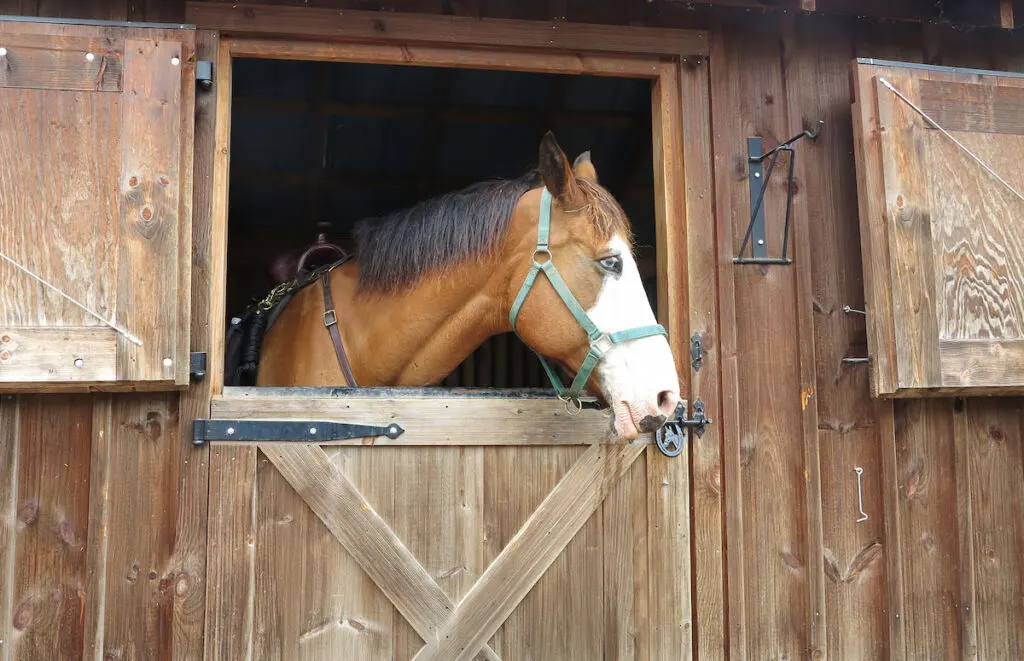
(186, 2, 708, 57)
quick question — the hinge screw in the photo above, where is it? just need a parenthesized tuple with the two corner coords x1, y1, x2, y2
(0, 47, 7, 57)
(85, 52, 95, 62)
(171, 56, 181, 66)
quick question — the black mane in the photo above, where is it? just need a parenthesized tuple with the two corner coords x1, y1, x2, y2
(352, 169, 542, 293)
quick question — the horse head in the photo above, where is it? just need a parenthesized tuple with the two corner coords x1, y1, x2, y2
(506, 132, 681, 440)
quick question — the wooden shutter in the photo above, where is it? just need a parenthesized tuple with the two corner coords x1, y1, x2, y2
(851, 58, 1024, 397)
(0, 18, 196, 391)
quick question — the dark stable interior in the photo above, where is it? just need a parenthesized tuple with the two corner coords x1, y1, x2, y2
(226, 57, 656, 388)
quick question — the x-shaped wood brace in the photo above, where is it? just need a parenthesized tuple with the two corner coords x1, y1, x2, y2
(261, 441, 645, 661)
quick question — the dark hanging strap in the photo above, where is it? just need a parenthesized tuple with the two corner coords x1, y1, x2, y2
(320, 270, 358, 387)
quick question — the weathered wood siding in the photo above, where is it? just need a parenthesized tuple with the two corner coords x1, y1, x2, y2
(1, 1, 1023, 660)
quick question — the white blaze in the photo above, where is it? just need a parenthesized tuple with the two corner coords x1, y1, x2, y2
(586, 235, 681, 436)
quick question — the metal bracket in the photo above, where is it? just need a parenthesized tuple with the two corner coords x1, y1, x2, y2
(690, 333, 703, 372)
(189, 352, 207, 381)
(191, 419, 404, 447)
(656, 398, 713, 457)
(734, 121, 823, 266)
(196, 59, 213, 91)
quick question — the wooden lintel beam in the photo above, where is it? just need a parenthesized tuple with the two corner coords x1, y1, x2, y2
(184, 2, 708, 57)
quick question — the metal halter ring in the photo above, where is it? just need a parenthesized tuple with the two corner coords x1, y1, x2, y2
(559, 393, 583, 416)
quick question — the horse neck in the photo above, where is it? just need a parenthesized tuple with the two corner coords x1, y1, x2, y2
(338, 255, 511, 386)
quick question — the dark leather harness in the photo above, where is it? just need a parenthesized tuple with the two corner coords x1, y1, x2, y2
(225, 255, 358, 388)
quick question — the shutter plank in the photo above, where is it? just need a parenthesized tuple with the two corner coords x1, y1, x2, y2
(0, 35, 122, 92)
(115, 38, 184, 382)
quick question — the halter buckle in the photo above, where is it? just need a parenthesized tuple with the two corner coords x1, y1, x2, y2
(323, 309, 338, 327)
(591, 332, 614, 355)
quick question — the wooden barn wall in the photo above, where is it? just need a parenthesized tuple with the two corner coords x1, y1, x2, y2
(1, 1, 1024, 660)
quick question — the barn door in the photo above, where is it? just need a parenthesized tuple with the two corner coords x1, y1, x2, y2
(203, 389, 692, 660)
(0, 18, 196, 391)
(851, 58, 1024, 397)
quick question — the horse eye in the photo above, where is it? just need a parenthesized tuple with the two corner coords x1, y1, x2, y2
(598, 255, 623, 275)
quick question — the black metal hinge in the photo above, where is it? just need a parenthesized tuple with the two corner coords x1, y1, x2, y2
(655, 399, 713, 457)
(192, 419, 405, 447)
(691, 333, 703, 372)
(189, 352, 207, 381)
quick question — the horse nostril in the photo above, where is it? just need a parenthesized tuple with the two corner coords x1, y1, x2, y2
(657, 390, 680, 417)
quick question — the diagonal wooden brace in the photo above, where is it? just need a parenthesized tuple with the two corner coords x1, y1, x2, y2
(260, 444, 501, 661)
(410, 442, 646, 661)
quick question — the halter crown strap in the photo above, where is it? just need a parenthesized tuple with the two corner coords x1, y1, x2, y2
(509, 187, 667, 405)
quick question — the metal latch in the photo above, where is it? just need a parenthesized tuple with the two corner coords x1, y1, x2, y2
(691, 333, 703, 372)
(655, 399, 712, 457)
(191, 419, 405, 447)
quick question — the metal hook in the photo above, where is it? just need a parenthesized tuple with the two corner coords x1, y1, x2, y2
(854, 466, 869, 522)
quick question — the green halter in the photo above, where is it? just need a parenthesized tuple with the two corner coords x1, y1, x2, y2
(509, 187, 668, 413)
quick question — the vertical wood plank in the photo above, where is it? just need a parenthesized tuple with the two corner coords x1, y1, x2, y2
(678, 51, 726, 661)
(0, 395, 19, 661)
(708, 16, 747, 660)
(98, 395, 180, 661)
(953, 400, 978, 661)
(959, 399, 1024, 659)
(207, 39, 232, 396)
(602, 457, 649, 661)
(710, 13, 810, 660)
(204, 446, 257, 661)
(169, 28, 218, 661)
(9, 396, 93, 660)
(649, 58, 692, 661)
(82, 395, 113, 661)
(876, 401, 906, 660)
(895, 399, 961, 658)
(116, 37, 187, 383)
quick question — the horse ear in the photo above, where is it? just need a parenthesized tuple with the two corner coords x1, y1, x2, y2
(538, 131, 576, 199)
(572, 151, 598, 183)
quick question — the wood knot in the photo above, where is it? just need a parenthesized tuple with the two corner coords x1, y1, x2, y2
(812, 650, 825, 661)
(128, 175, 139, 187)
(58, 518, 80, 547)
(126, 560, 140, 583)
(17, 499, 39, 525)
(158, 175, 170, 185)
(12, 596, 37, 631)
(0, 351, 10, 362)
(372, 19, 387, 33)
(141, 206, 153, 221)
(175, 573, 191, 597)
(988, 426, 1004, 442)
(1, 334, 11, 343)
(896, 194, 904, 208)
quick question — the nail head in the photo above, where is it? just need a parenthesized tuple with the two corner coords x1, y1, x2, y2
(85, 52, 95, 62)
(0, 48, 7, 57)
(171, 56, 180, 66)
(74, 358, 84, 368)
(162, 358, 173, 367)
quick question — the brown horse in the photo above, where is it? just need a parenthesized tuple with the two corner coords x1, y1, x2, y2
(256, 132, 680, 439)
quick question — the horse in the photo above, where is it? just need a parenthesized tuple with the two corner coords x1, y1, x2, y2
(255, 132, 681, 440)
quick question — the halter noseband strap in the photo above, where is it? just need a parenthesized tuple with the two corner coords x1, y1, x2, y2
(508, 187, 668, 410)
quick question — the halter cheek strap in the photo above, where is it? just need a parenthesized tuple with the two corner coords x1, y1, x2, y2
(508, 187, 668, 409)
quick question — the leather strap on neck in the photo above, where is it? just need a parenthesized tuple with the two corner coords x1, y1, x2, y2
(320, 271, 358, 387)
